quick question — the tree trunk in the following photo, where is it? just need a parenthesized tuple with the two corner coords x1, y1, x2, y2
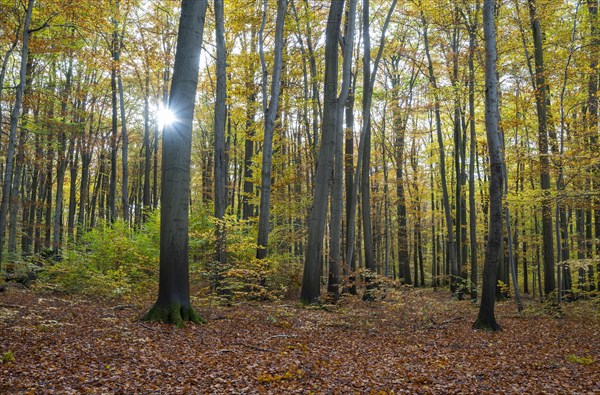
(587, 0, 599, 290)
(328, 0, 357, 301)
(214, 0, 228, 281)
(53, 56, 73, 257)
(391, 59, 413, 285)
(242, 29, 257, 221)
(527, 0, 555, 295)
(0, 0, 35, 266)
(256, 0, 287, 260)
(143, 72, 152, 216)
(474, 0, 502, 331)
(421, 10, 457, 293)
(143, 0, 208, 327)
(301, 0, 344, 304)
(67, 141, 78, 243)
(466, 2, 480, 300)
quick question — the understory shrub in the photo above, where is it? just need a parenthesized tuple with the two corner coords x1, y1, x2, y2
(39, 208, 303, 301)
(40, 214, 160, 299)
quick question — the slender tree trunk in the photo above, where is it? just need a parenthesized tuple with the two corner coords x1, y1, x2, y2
(587, 0, 599, 289)
(53, 56, 73, 256)
(143, 73, 152, 215)
(466, 2, 480, 300)
(8, 54, 33, 259)
(391, 64, 412, 285)
(109, 32, 119, 223)
(214, 0, 228, 278)
(0, 0, 35, 266)
(242, 29, 257, 220)
(345, 81, 357, 294)
(119, 75, 128, 223)
(421, 10, 457, 292)
(528, 0, 555, 295)
(361, 0, 376, 285)
(256, 0, 287, 260)
(67, 141, 78, 243)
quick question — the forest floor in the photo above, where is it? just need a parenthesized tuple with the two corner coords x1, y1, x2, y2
(0, 285, 598, 394)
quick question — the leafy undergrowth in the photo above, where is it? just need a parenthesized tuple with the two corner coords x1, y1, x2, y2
(1, 287, 598, 394)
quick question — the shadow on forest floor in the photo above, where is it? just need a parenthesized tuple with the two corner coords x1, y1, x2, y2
(1, 286, 598, 393)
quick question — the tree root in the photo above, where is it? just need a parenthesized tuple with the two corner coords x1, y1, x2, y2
(142, 303, 206, 328)
(472, 318, 502, 332)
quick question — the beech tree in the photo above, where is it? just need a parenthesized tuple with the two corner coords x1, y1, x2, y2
(474, 0, 502, 331)
(0, 0, 35, 266)
(143, 0, 208, 326)
(256, 0, 287, 260)
(301, 0, 345, 304)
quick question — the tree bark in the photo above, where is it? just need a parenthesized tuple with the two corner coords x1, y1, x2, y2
(527, 0, 555, 295)
(421, 10, 457, 293)
(256, 0, 287, 260)
(0, 0, 35, 266)
(143, 0, 208, 327)
(328, 0, 357, 301)
(214, 0, 228, 277)
(301, 0, 344, 304)
(474, 0, 502, 331)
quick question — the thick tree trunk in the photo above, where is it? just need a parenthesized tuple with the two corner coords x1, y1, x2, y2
(301, 0, 344, 304)
(143, 0, 208, 327)
(474, 0, 503, 331)
(327, 0, 357, 301)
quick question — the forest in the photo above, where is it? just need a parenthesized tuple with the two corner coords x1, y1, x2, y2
(0, 0, 599, 392)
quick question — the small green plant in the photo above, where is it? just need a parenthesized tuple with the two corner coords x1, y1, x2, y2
(565, 354, 594, 365)
(497, 280, 511, 298)
(543, 292, 563, 318)
(2, 350, 15, 363)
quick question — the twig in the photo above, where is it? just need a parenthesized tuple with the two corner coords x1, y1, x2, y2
(428, 316, 463, 328)
(138, 322, 169, 334)
(0, 303, 23, 309)
(262, 334, 296, 342)
(232, 342, 277, 353)
(112, 304, 137, 310)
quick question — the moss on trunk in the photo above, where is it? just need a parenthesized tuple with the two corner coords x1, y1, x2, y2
(472, 318, 502, 332)
(142, 304, 205, 328)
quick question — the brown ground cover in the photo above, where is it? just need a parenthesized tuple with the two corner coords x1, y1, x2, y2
(1, 286, 598, 394)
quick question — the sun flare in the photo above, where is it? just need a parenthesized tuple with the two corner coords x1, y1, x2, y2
(156, 106, 176, 129)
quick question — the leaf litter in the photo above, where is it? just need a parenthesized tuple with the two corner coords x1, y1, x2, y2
(1, 287, 598, 393)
